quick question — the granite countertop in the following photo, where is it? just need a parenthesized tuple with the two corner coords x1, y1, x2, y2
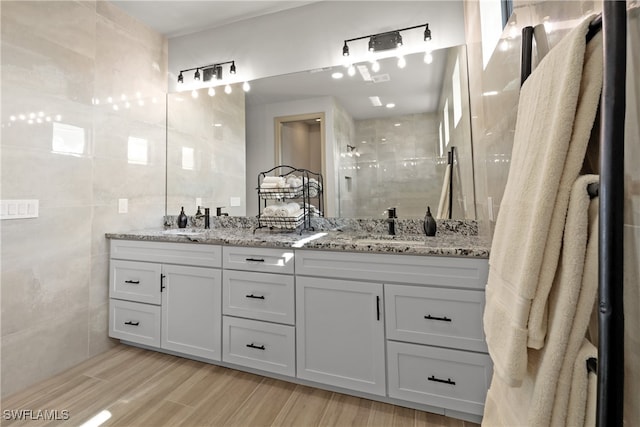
(106, 224, 490, 258)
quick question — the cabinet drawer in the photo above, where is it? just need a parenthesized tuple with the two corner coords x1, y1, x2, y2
(110, 239, 221, 268)
(222, 246, 294, 274)
(385, 284, 487, 352)
(387, 341, 492, 416)
(109, 299, 161, 347)
(222, 316, 295, 376)
(295, 250, 488, 289)
(110, 260, 161, 304)
(223, 270, 295, 325)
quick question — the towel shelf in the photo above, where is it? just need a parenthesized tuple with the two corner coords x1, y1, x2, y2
(255, 165, 324, 233)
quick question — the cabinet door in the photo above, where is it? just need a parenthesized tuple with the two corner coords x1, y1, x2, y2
(296, 276, 385, 396)
(161, 265, 222, 360)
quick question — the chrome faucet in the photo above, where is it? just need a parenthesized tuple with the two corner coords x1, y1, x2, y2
(387, 207, 397, 235)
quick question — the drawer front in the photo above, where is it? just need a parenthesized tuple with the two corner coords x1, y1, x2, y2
(109, 299, 161, 347)
(110, 239, 221, 268)
(222, 316, 295, 376)
(110, 259, 162, 304)
(387, 341, 492, 416)
(222, 246, 294, 275)
(295, 250, 488, 289)
(223, 270, 295, 325)
(385, 284, 487, 352)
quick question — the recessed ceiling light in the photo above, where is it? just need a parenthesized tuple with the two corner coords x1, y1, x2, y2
(386, 103, 395, 109)
(394, 123, 401, 127)
(332, 72, 344, 79)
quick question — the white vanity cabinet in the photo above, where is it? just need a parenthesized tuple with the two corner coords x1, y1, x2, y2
(108, 240, 222, 361)
(295, 276, 386, 396)
(221, 246, 296, 376)
(296, 249, 491, 420)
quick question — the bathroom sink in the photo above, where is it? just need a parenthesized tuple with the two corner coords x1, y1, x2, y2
(162, 229, 206, 236)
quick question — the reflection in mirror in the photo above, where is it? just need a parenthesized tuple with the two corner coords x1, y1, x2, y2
(246, 45, 475, 219)
(166, 83, 246, 217)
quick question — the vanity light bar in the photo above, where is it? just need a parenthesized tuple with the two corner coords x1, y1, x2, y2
(177, 60, 236, 84)
(342, 23, 431, 57)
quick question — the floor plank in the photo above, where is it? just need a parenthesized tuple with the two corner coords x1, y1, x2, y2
(1, 344, 478, 427)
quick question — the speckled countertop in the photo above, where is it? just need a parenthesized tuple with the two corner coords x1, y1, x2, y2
(106, 218, 490, 258)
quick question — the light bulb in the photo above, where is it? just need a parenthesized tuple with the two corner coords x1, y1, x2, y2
(347, 64, 356, 76)
(191, 89, 198, 98)
(242, 81, 250, 92)
(371, 60, 380, 72)
(208, 87, 216, 96)
(224, 84, 232, 94)
(397, 56, 406, 69)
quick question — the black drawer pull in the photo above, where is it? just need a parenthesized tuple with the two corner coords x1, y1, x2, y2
(246, 294, 265, 300)
(246, 343, 265, 350)
(245, 258, 265, 262)
(124, 321, 140, 326)
(428, 375, 456, 385)
(125, 280, 140, 284)
(424, 314, 452, 322)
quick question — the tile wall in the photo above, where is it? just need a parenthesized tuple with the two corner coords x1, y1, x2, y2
(0, 1, 167, 397)
(464, 0, 638, 423)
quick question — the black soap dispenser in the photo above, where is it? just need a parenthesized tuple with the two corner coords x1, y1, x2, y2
(177, 206, 188, 229)
(423, 206, 436, 236)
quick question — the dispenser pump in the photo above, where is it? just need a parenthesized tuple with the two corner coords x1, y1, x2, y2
(178, 206, 188, 228)
(423, 206, 436, 236)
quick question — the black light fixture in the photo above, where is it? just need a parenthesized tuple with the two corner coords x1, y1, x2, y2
(177, 60, 237, 84)
(424, 24, 431, 41)
(342, 23, 430, 57)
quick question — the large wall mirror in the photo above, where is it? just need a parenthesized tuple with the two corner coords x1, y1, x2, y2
(166, 44, 476, 220)
(246, 44, 475, 219)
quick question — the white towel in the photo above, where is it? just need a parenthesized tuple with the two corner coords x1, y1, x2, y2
(483, 17, 602, 386)
(437, 164, 451, 219)
(263, 204, 281, 216)
(274, 202, 300, 217)
(262, 176, 286, 187)
(566, 338, 598, 427)
(482, 174, 600, 426)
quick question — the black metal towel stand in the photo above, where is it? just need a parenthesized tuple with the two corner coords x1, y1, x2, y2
(519, 5, 626, 425)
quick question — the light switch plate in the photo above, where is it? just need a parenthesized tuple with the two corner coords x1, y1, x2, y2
(118, 198, 128, 214)
(230, 197, 241, 207)
(1, 199, 39, 220)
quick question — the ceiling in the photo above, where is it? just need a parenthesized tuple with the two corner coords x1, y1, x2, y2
(110, 1, 320, 38)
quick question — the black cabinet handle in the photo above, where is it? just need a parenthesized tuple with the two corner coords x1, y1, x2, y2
(160, 274, 166, 292)
(428, 375, 456, 385)
(424, 314, 452, 322)
(246, 294, 265, 300)
(245, 258, 265, 262)
(246, 343, 265, 350)
(376, 296, 381, 321)
(124, 321, 140, 326)
(124, 280, 140, 284)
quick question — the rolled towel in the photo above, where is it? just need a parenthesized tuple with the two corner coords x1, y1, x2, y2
(263, 204, 280, 216)
(262, 176, 286, 187)
(260, 182, 280, 189)
(275, 202, 300, 217)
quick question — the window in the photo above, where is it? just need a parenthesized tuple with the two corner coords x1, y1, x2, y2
(52, 122, 85, 156)
(443, 99, 450, 146)
(452, 57, 462, 127)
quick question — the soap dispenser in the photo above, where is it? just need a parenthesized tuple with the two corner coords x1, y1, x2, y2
(423, 206, 436, 236)
(177, 206, 188, 229)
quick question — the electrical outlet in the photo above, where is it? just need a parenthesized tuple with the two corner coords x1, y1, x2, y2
(118, 198, 128, 214)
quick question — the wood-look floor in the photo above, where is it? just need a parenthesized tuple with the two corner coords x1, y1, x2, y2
(1, 345, 479, 427)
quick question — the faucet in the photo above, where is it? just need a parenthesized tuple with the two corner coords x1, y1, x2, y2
(195, 206, 211, 229)
(387, 207, 397, 235)
(216, 207, 229, 217)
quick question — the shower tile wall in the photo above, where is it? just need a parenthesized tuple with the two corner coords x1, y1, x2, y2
(1, 1, 167, 397)
(464, 0, 638, 424)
